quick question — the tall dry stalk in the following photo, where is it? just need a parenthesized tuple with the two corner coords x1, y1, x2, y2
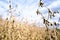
(36, 0, 60, 40)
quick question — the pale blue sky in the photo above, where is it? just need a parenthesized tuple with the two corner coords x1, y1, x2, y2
(0, 0, 60, 27)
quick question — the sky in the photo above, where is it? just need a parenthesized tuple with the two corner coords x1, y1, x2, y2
(0, 0, 60, 27)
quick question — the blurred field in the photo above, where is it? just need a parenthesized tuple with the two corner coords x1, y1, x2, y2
(0, 18, 60, 40)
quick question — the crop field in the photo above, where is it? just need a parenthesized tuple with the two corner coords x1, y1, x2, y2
(0, 18, 60, 40)
(0, 0, 60, 40)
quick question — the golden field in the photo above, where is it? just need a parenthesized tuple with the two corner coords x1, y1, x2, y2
(0, 18, 60, 40)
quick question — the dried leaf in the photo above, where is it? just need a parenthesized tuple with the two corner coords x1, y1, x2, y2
(48, 8, 52, 14)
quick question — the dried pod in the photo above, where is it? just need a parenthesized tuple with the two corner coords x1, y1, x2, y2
(46, 20, 50, 26)
(12, 20, 15, 23)
(36, 9, 41, 15)
(40, 2, 44, 7)
(46, 20, 49, 23)
(43, 19, 45, 23)
(51, 35, 55, 40)
(54, 22, 57, 26)
(50, 23, 52, 26)
(48, 8, 52, 13)
(48, 8, 53, 19)
(39, 0, 44, 7)
(43, 18, 49, 26)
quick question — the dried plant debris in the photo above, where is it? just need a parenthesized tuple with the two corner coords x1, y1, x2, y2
(36, 9, 41, 15)
(0, 18, 60, 40)
(0, 0, 60, 40)
(54, 22, 57, 26)
(39, 0, 44, 7)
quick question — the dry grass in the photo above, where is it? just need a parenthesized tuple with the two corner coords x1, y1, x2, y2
(0, 18, 60, 40)
(0, 0, 60, 40)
